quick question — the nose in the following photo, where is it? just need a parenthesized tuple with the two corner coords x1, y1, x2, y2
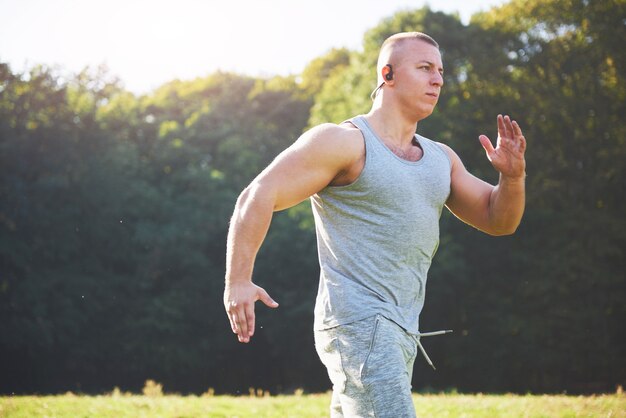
(432, 71, 444, 87)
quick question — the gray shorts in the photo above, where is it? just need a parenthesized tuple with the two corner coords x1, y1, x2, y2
(314, 314, 419, 418)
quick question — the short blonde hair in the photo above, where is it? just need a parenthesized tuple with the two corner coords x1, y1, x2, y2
(380, 32, 439, 51)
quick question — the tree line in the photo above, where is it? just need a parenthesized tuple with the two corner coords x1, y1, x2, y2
(1, 0, 624, 395)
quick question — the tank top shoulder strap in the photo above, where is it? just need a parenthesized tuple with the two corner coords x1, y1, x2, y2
(346, 115, 371, 140)
(416, 134, 452, 168)
(344, 115, 383, 153)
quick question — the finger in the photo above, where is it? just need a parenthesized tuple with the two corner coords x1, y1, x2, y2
(237, 308, 249, 343)
(512, 120, 523, 137)
(479, 134, 495, 159)
(245, 304, 255, 338)
(512, 121, 527, 152)
(512, 120, 525, 143)
(503, 115, 514, 139)
(504, 115, 513, 136)
(228, 312, 238, 334)
(497, 114, 505, 138)
(257, 288, 279, 309)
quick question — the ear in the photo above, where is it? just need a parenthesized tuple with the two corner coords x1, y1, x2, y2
(382, 64, 394, 83)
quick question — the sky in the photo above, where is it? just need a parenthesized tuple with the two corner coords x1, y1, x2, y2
(0, 0, 506, 94)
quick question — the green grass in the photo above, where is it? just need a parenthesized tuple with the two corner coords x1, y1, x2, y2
(1, 392, 624, 418)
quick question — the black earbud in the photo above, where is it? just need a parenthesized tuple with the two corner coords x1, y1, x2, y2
(384, 64, 393, 81)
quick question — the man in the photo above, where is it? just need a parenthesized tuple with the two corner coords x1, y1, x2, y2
(223, 32, 526, 417)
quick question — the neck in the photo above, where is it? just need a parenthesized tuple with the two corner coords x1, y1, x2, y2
(365, 102, 421, 147)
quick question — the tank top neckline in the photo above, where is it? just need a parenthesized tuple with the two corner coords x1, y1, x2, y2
(355, 115, 427, 166)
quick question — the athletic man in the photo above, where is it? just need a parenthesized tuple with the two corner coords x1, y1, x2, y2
(224, 32, 526, 417)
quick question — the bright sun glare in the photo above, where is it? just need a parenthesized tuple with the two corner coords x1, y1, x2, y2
(0, 0, 506, 94)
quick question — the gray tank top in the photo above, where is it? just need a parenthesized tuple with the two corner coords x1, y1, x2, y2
(311, 115, 451, 334)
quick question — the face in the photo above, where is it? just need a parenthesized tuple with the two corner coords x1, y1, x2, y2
(389, 40, 444, 119)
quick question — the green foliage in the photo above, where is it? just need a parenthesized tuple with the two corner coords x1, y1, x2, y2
(300, 47, 351, 97)
(0, 0, 624, 396)
(0, 393, 624, 418)
(0, 63, 314, 393)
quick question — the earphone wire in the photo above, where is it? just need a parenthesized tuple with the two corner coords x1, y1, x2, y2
(370, 82, 385, 101)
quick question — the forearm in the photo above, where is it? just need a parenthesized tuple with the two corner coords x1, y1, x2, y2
(487, 173, 526, 235)
(225, 183, 275, 284)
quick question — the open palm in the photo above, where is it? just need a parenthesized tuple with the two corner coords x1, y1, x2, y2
(479, 114, 527, 178)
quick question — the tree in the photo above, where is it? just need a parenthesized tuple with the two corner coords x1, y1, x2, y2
(1, 0, 624, 395)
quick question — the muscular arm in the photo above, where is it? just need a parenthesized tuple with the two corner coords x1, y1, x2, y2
(224, 123, 361, 343)
(444, 114, 527, 236)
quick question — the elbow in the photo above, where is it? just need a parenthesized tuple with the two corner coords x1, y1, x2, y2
(489, 229, 516, 237)
(236, 185, 254, 206)
(234, 181, 277, 214)
(233, 188, 252, 217)
(484, 209, 524, 236)
(233, 184, 260, 218)
(487, 223, 520, 236)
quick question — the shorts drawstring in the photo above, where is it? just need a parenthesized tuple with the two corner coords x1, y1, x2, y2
(416, 330, 453, 370)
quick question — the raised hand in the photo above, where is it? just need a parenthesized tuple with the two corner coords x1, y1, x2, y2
(479, 114, 527, 178)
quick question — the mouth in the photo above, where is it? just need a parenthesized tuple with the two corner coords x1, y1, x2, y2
(426, 93, 439, 99)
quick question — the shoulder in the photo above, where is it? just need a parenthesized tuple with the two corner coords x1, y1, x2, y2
(434, 141, 462, 170)
(301, 122, 362, 145)
(295, 122, 364, 162)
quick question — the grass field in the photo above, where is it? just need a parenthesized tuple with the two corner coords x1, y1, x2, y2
(1, 391, 624, 418)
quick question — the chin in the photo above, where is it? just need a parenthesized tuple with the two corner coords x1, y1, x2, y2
(414, 107, 435, 121)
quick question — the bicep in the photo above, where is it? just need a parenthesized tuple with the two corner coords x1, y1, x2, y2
(252, 126, 351, 211)
(444, 146, 495, 232)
